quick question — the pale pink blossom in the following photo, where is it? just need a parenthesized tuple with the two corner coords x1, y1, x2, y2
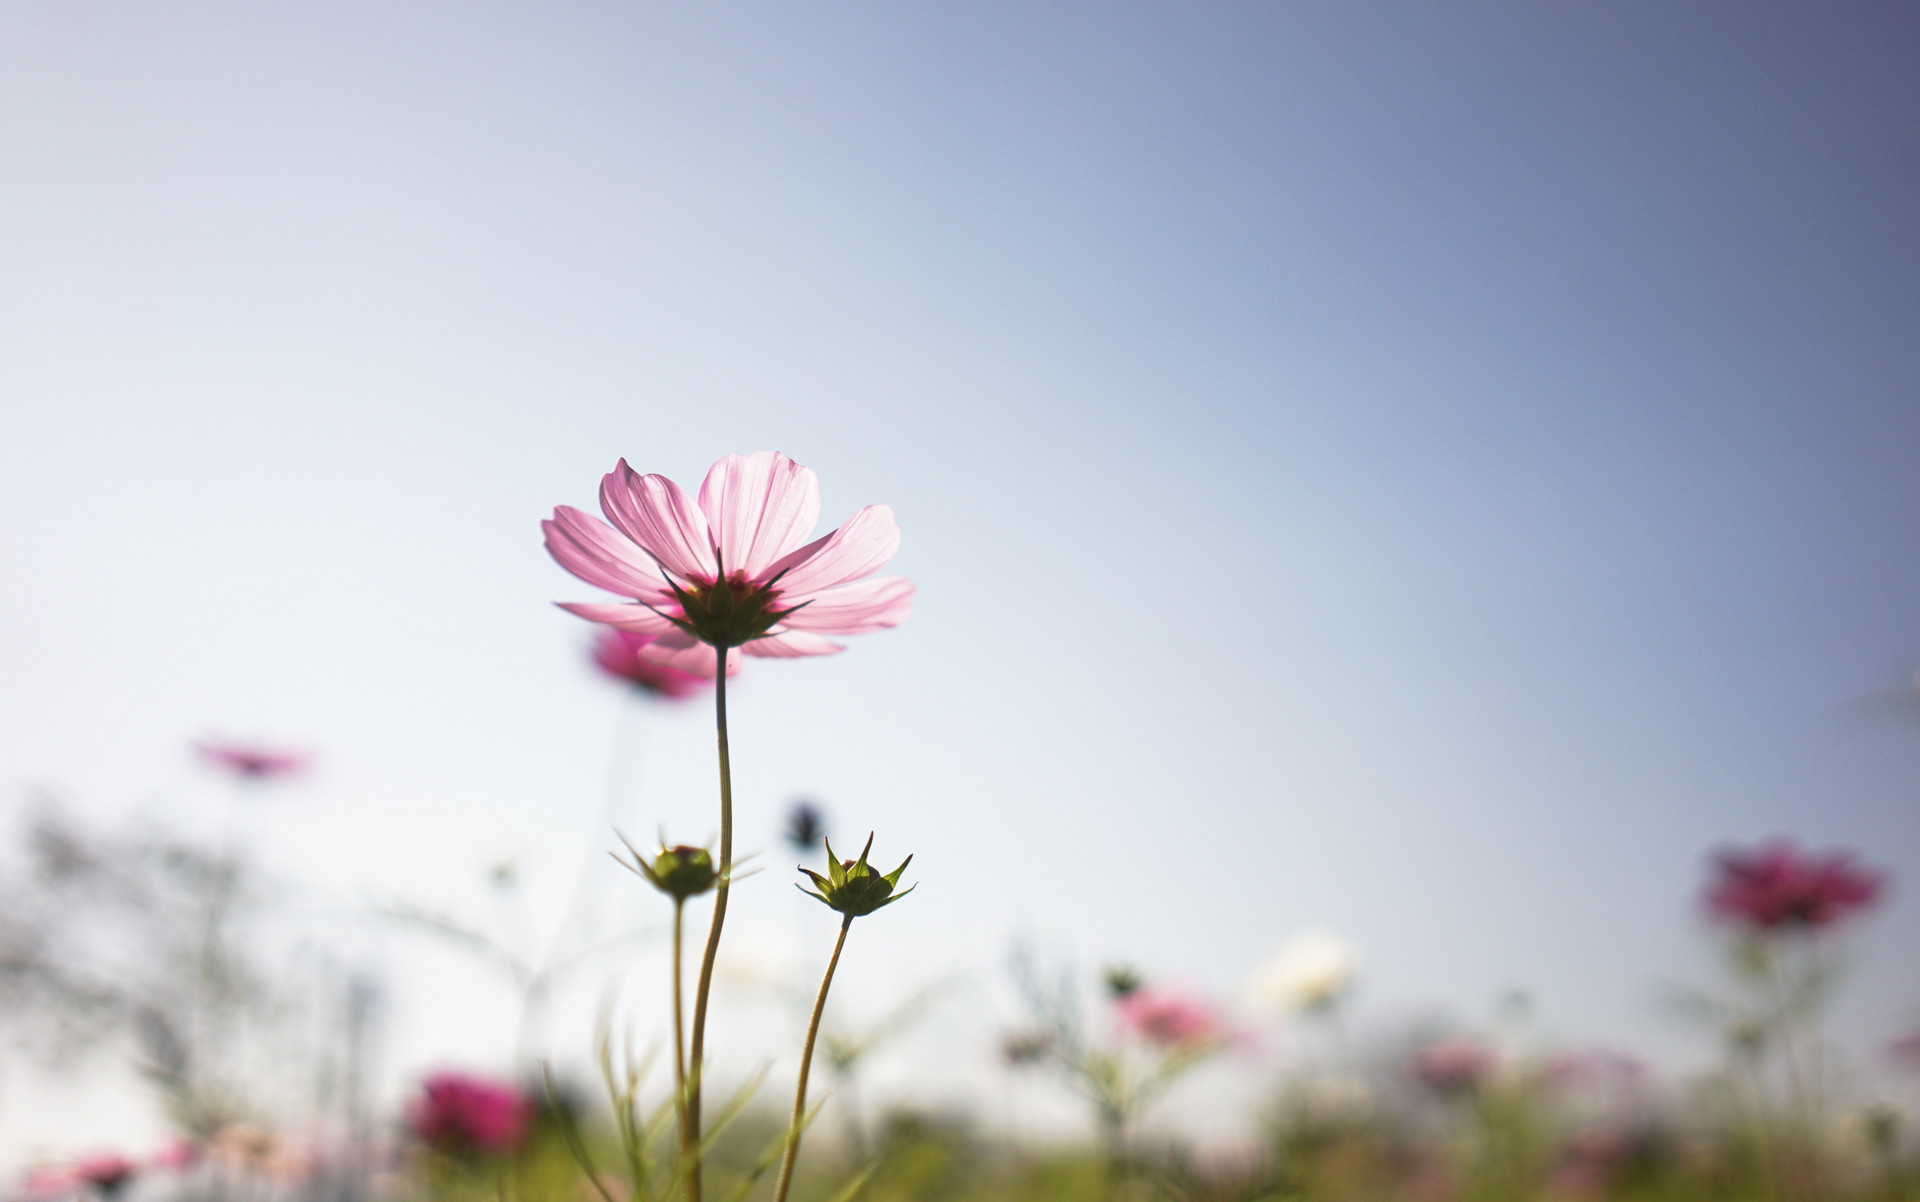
(18, 1166, 80, 1200)
(590, 629, 720, 699)
(543, 451, 912, 676)
(145, 1140, 198, 1172)
(1544, 1048, 1646, 1095)
(71, 1156, 132, 1195)
(196, 740, 310, 780)
(1890, 1030, 1920, 1070)
(1114, 987, 1222, 1049)
(1413, 1037, 1497, 1093)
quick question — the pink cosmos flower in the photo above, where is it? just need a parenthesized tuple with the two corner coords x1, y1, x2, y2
(1114, 987, 1222, 1049)
(1544, 1048, 1646, 1096)
(145, 1140, 198, 1172)
(1889, 1030, 1920, 1071)
(19, 1166, 80, 1199)
(590, 629, 719, 699)
(1413, 1037, 1496, 1093)
(407, 1072, 532, 1158)
(1547, 1129, 1634, 1198)
(71, 1155, 133, 1195)
(196, 740, 310, 780)
(1704, 840, 1884, 932)
(543, 451, 913, 676)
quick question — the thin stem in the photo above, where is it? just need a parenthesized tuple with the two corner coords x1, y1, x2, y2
(1099, 1103, 1126, 1202)
(672, 897, 690, 1176)
(1765, 947, 1819, 1194)
(545, 694, 650, 966)
(684, 644, 733, 1202)
(1740, 1042, 1782, 1202)
(836, 1062, 868, 1166)
(773, 913, 854, 1202)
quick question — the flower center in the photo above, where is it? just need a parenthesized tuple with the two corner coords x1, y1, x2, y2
(665, 570, 794, 648)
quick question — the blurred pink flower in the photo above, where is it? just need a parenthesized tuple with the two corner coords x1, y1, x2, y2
(543, 451, 913, 676)
(591, 629, 721, 699)
(407, 1072, 532, 1158)
(196, 740, 309, 780)
(1704, 840, 1884, 932)
(71, 1155, 133, 1195)
(1414, 1037, 1496, 1093)
(1544, 1048, 1646, 1094)
(1547, 1129, 1633, 1197)
(1890, 1030, 1920, 1071)
(1114, 987, 1222, 1049)
(18, 1166, 79, 1199)
(145, 1140, 198, 1172)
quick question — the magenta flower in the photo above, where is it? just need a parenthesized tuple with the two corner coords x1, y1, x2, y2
(1704, 839, 1885, 932)
(407, 1072, 533, 1158)
(1113, 987, 1222, 1049)
(1413, 1037, 1497, 1093)
(590, 629, 719, 700)
(196, 740, 309, 780)
(543, 451, 913, 676)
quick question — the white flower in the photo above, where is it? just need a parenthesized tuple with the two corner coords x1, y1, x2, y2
(1247, 930, 1358, 1014)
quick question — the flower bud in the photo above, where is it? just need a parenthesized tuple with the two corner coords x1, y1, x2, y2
(1103, 965, 1143, 999)
(617, 836, 718, 902)
(798, 833, 914, 919)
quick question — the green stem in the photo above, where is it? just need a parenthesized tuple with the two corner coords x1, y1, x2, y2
(1766, 946, 1820, 1198)
(773, 913, 854, 1202)
(1099, 1103, 1126, 1202)
(684, 644, 733, 1202)
(672, 897, 690, 1178)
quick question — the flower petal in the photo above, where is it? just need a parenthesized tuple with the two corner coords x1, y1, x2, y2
(639, 638, 743, 677)
(743, 630, 845, 658)
(543, 507, 674, 601)
(764, 505, 901, 598)
(598, 460, 717, 581)
(557, 602, 681, 635)
(697, 451, 823, 580)
(778, 576, 914, 634)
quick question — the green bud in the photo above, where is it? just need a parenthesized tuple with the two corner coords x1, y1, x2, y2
(1103, 965, 1143, 999)
(616, 835, 718, 902)
(798, 833, 914, 919)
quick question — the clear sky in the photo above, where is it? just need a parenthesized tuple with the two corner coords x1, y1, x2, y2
(2, 0, 1918, 1147)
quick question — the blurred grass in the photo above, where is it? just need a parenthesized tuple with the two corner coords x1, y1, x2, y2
(428, 1086, 1918, 1202)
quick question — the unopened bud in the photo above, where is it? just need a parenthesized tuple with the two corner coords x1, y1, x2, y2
(797, 833, 914, 919)
(616, 836, 718, 902)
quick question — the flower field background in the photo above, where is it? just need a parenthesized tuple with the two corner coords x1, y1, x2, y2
(3, 4, 1920, 1202)
(1, 459, 1915, 1201)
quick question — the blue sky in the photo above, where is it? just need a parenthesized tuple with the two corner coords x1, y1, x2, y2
(1, 0, 1917, 1141)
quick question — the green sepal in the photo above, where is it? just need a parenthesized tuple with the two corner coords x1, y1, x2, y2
(796, 832, 914, 919)
(613, 830, 718, 902)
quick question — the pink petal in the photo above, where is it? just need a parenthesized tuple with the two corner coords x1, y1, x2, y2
(543, 507, 674, 601)
(598, 460, 717, 581)
(779, 576, 914, 634)
(557, 601, 681, 635)
(764, 505, 901, 597)
(742, 629, 844, 658)
(697, 452, 823, 580)
(639, 638, 743, 677)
